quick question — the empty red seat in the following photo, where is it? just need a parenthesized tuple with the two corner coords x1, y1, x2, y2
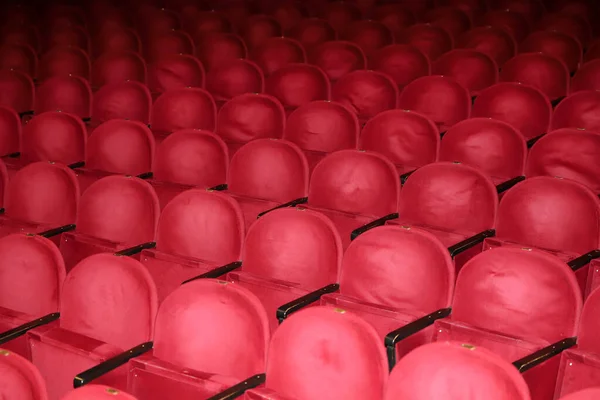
(59, 176, 159, 271)
(398, 23, 453, 61)
(145, 30, 194, 63)
(425, 6, 472, 41)
(28, 254, 158, 400)
(91, 51, 146, 88)
(46, 25, 90, 54)
(526, 129, 600, 194)
(91, 81, 152, 127)
(472, 82, 551, 140)
(477, 9, 530, 43)
(432, 49, 498, 96)
(585, 40, 600, 64)
(385, 341, 532, 400)
(0, 106, 21, 156)
(492, 0, 544, 24)
(571, 60, 600, 94)
(137, 7, 181, 39)
(552, 91, 600, 132)
(205, 59, 264, 108)
(150, 88, 216, 139)
(194, 33, 247, 72)
(242, 15, 282, 49)
(372, 3, 416, 38)
(537, 13, 591, 49)
(250, 37, 306, 76)
(342, 20, 393, 55)
(147, 54, 205, 95)
(399, 75, 471, 132)
(370, 44, 430, 90)
(38, 46, 91, 81)
(434, 248, 582, 400)
(320, 1, 361, 35)
(0, 348, 48, 400)
(244, 306, 388, 400)
(141, 189, 243, 302)
(188, 10, 233, 38)
(216, 93, 285, 157)
(308, 41, 367, 82)
(360, 109, 439, 175)
(34, 75, 92, 120)
(62, 385, 137, 399)
(0, 234, 64, 358)
(440, 118, 526, 184)
(271, 2, 307, 33)
(560, 389, 600, 400)
(1, 25, 41, 53)
(0, 69, 34, 116)
(265, 64, 330, 115)
(0, 43, 37, 77)
(520, 31, 582, 74)
(289, 18, 336, 50)
(456, 26, 516, 66)
(92, 27, 141, 56)
(332, 70, 398, 124)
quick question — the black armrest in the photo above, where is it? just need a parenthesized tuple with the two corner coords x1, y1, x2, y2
(73, 342, 153, 388)
(277, 283, 339, 324)
(448, 229, 495, 258)
(350, 213, 399, 241)
(551, 97, 565, 109)
(67, 161, 85, 169)
(257, 197, 308, 218)
(496, 176, 525, 194)
(3, 152, 20, 158)
(527, 134, 546, 148)
(136, 172, 153, 180)
(513, 337, 577, 373)
(38, 224, 76, 238)
(206, 374, 266, 400)
(568, 249, 600, 272)
(114, 241, 156, 256)
(209, 184, 228, 191)
(400, 170, 415, 185)
(182, 261, 243, 284)
(384, 308, 451, 370)
(0, 313, 59, 345)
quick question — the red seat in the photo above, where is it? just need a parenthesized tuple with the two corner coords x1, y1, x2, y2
(91, 81, 151, 127)
(265, 64, 330, 115)
(62, 385, 138, 400)
(472, 82, 551, 140)
(308, 41, 367, 82)
(520, 31, 582, 74)
(289, 18, 336, 50)
(552, 91, 600, 132)
(360, 109, 439, 175)
(59, 176, 159, 271)
(91, 51, 147, 88)
(188, 10, 233, 38)
(456, 26, 516, 66)
(46, 25, 90, 54)
(434, 248, 582, 400)
(320, 1, 361, 36)
(205, 59, 264, 108)
(0, 106, 21, 156)
(1, 25, 41, 53)
(127, 279, 269, 399)
(0, 43, 37, 77)
(384, 341, 532, 400)
(284, 100, 359, 171)
(372, 4, 416, 38)
(398, 24, 453, 61)
(35, 75, 92, 120)
(399, 75, 471, 132)
(0, 69, 34, 116)
(39, 46, 91, 81)
(250, 37, 306, 76)
(556, 288, 600, 398)
(560, 389, 600, 400)
(432, 49, 498, 96)
(424, 6, 472, 41)
(332, 70, 398, 124)
(244, 306, 388, 400)
(537, 13, 591, 49)
(440, 118, 526, 184)
(227, 138, 308, 228)
(0, 348, 48, 400)
(28, 254, 158, 400)
(0, 234, 65, 358)
(145, 30, 194, 63)
(216, 93, 285, 157)
(342, 20, 393, 55)
(242, 15, 282, 50)
(147, 54, 205, 95)
(141, 189, 243, 302)
(92, 27, 141, 57)
(491, 0, 544, 24)
(571, 60, 600, 94)
(194, 33, 247, 72)
(370, 44, 430, 90)
(526, 129, 600, 194)
(271, 2, 307, 33)
(477, 10, 530, 43)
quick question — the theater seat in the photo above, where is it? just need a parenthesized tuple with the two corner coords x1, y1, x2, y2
(62, 385, 138, 400)
(0, 348, 48, 400)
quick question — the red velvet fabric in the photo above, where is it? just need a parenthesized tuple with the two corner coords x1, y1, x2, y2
(150, 88, 216, 134)
(145, 30, 194, 62)
(576, 288, 600, 356)
(250, 306, 388, 400)
(372, 4, 416, 37)
(432, 49, 498, 96)
(91, 51, 146, 88)
(62, 385, 138, 400)
(242, 15, 282, 50)
(153, 129, 228, 187)
(265, 64, 330, 111)
(342, 20, 393, 55)
(195, 33, 247, 71)
(92, 28, 141, 56)
(189, 11, 233, 38)
(147, 54, 205, 94)
(360, 109, 439, 173)
(6, 162, 79, 226)
(0, 43, 38, 77)
(456, 26, 516, 66)
(21, 111, 86, 165)
(477, 10, 530, 43)
(251, 37, 306, 76)
(440, 118, 527, 182)
(398, 24, 453, 61)
(205, 59, 264, 104)
(34, 75, 92, 119)
(384, 341, 532, 400)
(0, 69, 34, 114)
(289, 18, 336, 50)
(560, 389, 600, 400)
(38, 46, 91, 80)
(472, 82, 551, 140)
(370, 44, 431, 89)
(537, 13, 591, 48)
(308, 41, 367, 82)
(399, 75, 471, 132)
(496, 176, 600, 255)
(552, 91, 600, 132)
(493, 0, 545, 24)
(0, 349, 48, 400)
(152, 279, 269, 380)
(500, 53, 569, 101)
(320, 2, 361, 35)
(571, 60, 600, 94)
(332, 70, 398, 123)
(92, 81, 152, 125)
(526, 129, 600, 193)
(520, 31, 582, 73)
(0, 106, 21, 156)
(47, 25, 90, 53)
(425, 6, 471, 41)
